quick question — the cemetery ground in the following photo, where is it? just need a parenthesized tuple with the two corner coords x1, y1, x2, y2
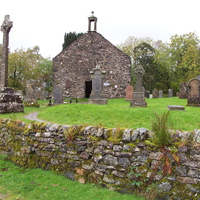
(0, 97, 199, 200)
(3, 97, 199, 131)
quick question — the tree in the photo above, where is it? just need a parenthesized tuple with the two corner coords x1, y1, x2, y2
(8, 46, 52, 93)
(62, 32, 84, 50)
(169, 32, 200, 89)
(133, 42, 157, 92)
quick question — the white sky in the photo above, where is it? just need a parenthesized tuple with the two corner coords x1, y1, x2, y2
(1, 0, 200, 58)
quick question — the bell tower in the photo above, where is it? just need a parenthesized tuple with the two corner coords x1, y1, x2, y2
(88, 11, 97, 32)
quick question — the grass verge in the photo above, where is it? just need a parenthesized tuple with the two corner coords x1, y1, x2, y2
(0, 154, 144, 200)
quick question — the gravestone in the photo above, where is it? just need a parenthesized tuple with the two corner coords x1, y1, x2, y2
(53, 85, 63, 105)
(152, 88, 158, 98)
(125, 85, 133, 101)
(89, 64, 107, 104)
(167, 105, 185, 111)
(24, 79, 39, 107)
(168, 89, 173, 97)
(187, 78, 200, 106)
(145, 90, 150, 98)
(159, 90, 163, 98)
(130, 65, 147, 107)
(0, 15, 24, 113)
(179, 82, 187, 99)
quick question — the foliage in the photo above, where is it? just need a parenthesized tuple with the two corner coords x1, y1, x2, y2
(151, 111, 173, 147)
(0, 154, 143, 200)
(62, 32, 84, 50)
(117, 32, 200, 95)
(8, 46, 52, 93)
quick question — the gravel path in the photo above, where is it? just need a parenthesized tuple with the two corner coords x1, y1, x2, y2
(24, 112, 47, 122)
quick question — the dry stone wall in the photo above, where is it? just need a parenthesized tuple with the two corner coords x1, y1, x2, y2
(0, 119, 200, 200)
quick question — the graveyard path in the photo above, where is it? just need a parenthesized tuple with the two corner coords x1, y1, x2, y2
(24, 112, 47, 123)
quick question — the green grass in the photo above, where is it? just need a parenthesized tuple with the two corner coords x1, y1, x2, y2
(37, 97, 200, 131)
(0, 97, 200, 131)
(0, 154, 144, 200)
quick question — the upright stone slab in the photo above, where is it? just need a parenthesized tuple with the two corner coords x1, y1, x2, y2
(130, 65, 147, 107)
(159, 90, 163, 98)
(125, 85, 133, 101)
(53, 85, 63, 105)
(168, 89, 173, 98)
(152, 88, 158, 98)
(89, 64, 107, 104)
(179, 82, 187, 99)
(0, 15, 24, 113)
(187, 78, 200, 106)
(24, 79, 39, 107)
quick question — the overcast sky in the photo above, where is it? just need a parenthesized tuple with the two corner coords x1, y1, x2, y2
(1, 0, 200, 58)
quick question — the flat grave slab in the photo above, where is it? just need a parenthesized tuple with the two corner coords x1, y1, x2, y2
(167, 105, 185, 111)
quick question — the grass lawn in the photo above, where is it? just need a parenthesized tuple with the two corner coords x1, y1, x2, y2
(0, 155, 144, 200)
(0, 97, 199, 131)
(38, 97, 200, 131)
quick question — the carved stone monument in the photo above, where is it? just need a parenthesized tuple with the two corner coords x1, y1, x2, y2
(125, 85, 133, 101)
(152, 88, 158, 98)
(178, 82, 187, 99)
(168, 89, 173, 97)
(53, 85, 63, 105)
(130, 65, 147, 107)
(0, 15, 12, 87)
(89, 64, 107, 105)
(0, 15, 24, 113)
(187, 78, 200, 106)
(159, 90, 163, 98)
(24, 79, 39, 107)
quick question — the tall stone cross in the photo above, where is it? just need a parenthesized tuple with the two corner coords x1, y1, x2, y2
(135, 65, 145, 92)
(1, 15, 13, 87)
(130, 65, 147, 107)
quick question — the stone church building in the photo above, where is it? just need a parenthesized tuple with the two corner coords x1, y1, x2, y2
(53, 13, 131, 99)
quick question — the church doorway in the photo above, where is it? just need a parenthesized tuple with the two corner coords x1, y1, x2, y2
(85, 81, 92, 98)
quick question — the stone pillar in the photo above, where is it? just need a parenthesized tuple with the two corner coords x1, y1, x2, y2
(130, 65, 147, 107)
(0, 15, 13, 87)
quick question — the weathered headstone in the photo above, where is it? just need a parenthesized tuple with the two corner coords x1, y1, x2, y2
(187, 78, 200, 106)
(145, 90, 150, 98)
(152, 88, 158, 98)
(24, 79, 39, 107)
(53, 85, 63, 105)
(89, 64, 107, 104)
(125, 85, 133, 101)
(130, 65, 147, 107)
(168, 89, 173, 98)
(159, 90, 163, 98)
(167, 105, 185, 111)
(0, 15, 24, 113)
(178, 82, 187, 99)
